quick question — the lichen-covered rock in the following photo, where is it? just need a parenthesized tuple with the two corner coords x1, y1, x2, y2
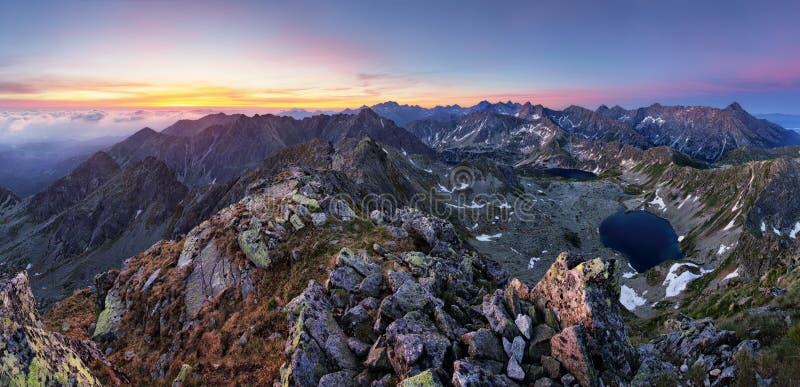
(1, 272, 110, 386)
(550, 324, 596, 387)
(398, 368, 447, 387)
(461, 329, 506, 361)
(184, 240, 241, 316)
(237, 225, 271, 268)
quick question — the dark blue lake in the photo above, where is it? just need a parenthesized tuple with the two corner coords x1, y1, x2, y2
(540, 168, 597, 180)
(599, 209, 683, 272)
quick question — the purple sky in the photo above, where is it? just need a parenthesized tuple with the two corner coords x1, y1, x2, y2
(0, 0, 799, 114)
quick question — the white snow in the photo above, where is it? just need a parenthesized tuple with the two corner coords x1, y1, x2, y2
(723, 268, 739, 280)
(475, 233, 503, 242)
(528, 257, 542, 269)
(663, 263, 712, 298)
(790, 222, 800, 239)
(649, 190, 667, 212)
(436, 183, 453, 193)
(677, 235, 685, 242)
(620, 285, 647, 310)
(723, 218, 737, 231)
(761, 221, 767, 233)
(717, 244, 732, 256)
(622, 271, 636, 279)
(773, 227, 781, 236)
(25, 263, 32, 271)
(135, 209, 143, 219)
(641, 116, 666, 126)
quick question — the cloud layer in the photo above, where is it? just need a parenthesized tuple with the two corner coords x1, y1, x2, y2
(0, 109, 216, 142)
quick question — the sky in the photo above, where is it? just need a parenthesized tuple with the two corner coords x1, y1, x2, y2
(0, 0, 799, 140)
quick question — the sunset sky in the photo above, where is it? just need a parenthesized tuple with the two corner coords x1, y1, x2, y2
(1, 0, 799, 113)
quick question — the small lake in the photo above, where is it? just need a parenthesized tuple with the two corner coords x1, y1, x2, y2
(526, 168, 597, 180)
(599, 209, 683, 272)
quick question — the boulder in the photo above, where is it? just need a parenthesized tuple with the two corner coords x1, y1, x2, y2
(237, 226, 271, 268)
(1, 272, 109, 386)
(461, 329, 507, 361)
(550, 324, 596, 387)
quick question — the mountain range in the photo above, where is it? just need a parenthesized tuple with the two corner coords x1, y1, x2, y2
(3, 99, 800, 385)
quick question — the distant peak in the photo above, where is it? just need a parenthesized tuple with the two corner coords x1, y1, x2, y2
(725, 102, 744, 112)
(357, 107, 380, 118)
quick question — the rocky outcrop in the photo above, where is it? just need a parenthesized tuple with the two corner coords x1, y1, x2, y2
(633, 315, 759, 386)
(0, 272, 117, 385)
(508, 253, 638, 385)
(281, 243, 636, 386)
(0, 186, 19, 212)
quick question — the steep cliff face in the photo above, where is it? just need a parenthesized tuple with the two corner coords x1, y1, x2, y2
(0, 186, 18, 212)
(0, 272, 119, 385)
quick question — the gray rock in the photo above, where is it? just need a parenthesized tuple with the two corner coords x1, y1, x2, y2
(319, 370, 358, 387)
(461, 329, 507, 361)
(378, 280, 442, 321)
(451, 358, 506, 387)
(312, 213, 328, 227)
(238, 333, 247, 346)
(289, 214, 305, 230)
(515, 314, 533, 340)
(385, 312, 450, 378)
(507, 357, 525, 381)
(348, 338, 371, 357)
(510, 336, 525, 363)
(359, 273, 385, 297)
(482, 290, 520, 338)
(561, 373, 576, 386)
(534, 377, 556, 387)
(541, 355, 561, 379)
(370, 210, 387, 225)
(329, 265, 365, 292)
(530, 324, 555, 345)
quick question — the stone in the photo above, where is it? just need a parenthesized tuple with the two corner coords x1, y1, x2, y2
(534, 377, 556, 387)
(329, 265, 365, 292)
(531, 324, 556, 344)
(0, 272, 108, 386)
(365, 345, 391, 370)
(387, 271, 414, 293)
(359, 273, 385, 297)
(541, 355, 561, 379)
(510, 336, 525, 363)
(561, 373, 576, 386)
(461, 329, 507, 361)
(451, 358, 505, 387)
(550, 324, 596, 387)
(515, 314, 533, 340)
(709, 368, 721, 377)
(384, 312, 450, 378)
(238, 333, 247, 346)
(328, 199, 356, 221)
(292, 193, 321, 210)
(398, 368, 446, 387)
(290, 214, 305, 230)
(237, 227, 271, 268)
(378, 280, 442, 321)
(482, 290, 520, 338)
(319, 370, 358, 387)
(370, 210, 387, 225)
(173, 363, 193, 387)
(312, 212, 328, 227)
(507, 357, 525, 381)
(348, 338, 371, 357)
(680, 364, 688, 373)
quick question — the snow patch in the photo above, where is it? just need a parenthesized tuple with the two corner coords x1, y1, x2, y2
(723, 268, 739, 280)
(663, 263, 712, 298)
(790, 222, 800, 239)
(528, 257, 542, 269)
(620, 285, 647, 310)
(475, 233, 502, 242)
(717, 244, 732, 256)
(649, 190, 666, 212)
(677, 235, 685, 242)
